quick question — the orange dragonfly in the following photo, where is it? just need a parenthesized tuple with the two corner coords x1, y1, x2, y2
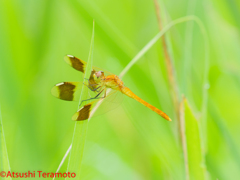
(51, 55, 172, 121)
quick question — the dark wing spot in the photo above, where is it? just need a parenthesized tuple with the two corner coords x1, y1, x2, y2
(58, 82, 76, 101)
(69, 56, 85, 73)
(76, 104, 92, 120)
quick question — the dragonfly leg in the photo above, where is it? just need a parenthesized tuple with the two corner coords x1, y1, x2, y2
(83, 82, 101, 92)
(92, 86, 102, 92)
(84, 78, 100, 91)
(83, 82, 92, 90)
(83, 83, 103, 101)
(88, 86, 103, 97)
(79, 88, 106, 107)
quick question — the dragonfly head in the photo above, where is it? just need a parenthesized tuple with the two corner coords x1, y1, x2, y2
(93, 71, 104, 83)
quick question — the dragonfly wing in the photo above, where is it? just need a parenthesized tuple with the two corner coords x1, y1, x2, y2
(64, 55, 87, 73)
(72, 90, 124, 121)
(72, 103, 92, 121)
(72, 88, 105, 121)
(64, 55, 114, 77)
(94, 90, 124, 115)
(51, 82, 82, 101)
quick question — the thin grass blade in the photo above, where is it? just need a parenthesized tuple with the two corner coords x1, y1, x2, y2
(0, 104, 11, 180)
(119, 15, 203, 78)
(65, 21, 95, 180)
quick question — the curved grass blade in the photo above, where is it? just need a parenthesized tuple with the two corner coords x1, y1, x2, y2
(0, 103, 11, 180)
(119, 15, 204, 78)
(65, 20, 95, 180)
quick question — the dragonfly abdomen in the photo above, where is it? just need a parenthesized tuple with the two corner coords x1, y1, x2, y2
(121, 87, 171, 121)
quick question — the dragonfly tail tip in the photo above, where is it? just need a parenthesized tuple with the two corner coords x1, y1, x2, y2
(166, 117, 172, 122)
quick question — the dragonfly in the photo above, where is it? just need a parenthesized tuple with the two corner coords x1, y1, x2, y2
(51, 55, 172, 121)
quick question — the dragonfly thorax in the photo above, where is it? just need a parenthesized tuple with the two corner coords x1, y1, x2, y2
(104, 75, 124, 90)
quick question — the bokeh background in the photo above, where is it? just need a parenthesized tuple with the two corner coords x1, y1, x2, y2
(0, 0, 240, 179)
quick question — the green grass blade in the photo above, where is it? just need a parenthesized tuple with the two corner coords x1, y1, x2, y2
(66, 20, 95, 179)
(184, 99, 205, 180)
(119, 15, 204, 78)
(0, 103, 11, 180)
(53, 145, 72, 180)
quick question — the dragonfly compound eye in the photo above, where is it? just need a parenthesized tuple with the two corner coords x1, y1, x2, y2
(95, 71, 104, 78)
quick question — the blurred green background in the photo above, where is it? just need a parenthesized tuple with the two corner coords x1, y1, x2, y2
(0, 0, 240, 179)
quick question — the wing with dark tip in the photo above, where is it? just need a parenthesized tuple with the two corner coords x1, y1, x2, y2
(51, 82, 81, 101)
(72, 103, 92, 121)
(64, 55, 114, 76)
(71, 90, 124, 121)
(64, 55, 87, 73)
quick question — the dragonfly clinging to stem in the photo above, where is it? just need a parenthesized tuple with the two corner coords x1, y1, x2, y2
(51, 55, 172, 121)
